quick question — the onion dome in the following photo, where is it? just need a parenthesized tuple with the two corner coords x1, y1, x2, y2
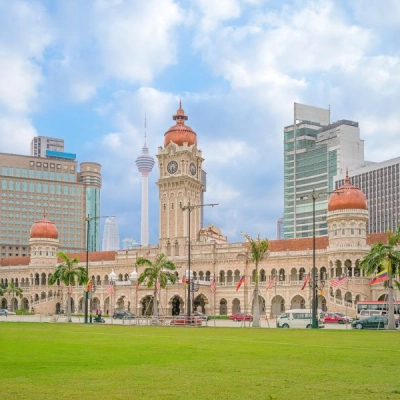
(164, 101, 197, 147)
(30, 215, 59, 239)
(328, 170, 367, 211)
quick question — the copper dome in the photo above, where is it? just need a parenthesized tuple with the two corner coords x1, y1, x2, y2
(328, 172, 367, 212)
(30, 216, 59, 239)
(164, 103, 197, 147)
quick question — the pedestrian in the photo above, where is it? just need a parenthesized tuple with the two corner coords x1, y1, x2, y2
(106, 309, 109, 316)
(96, 309, 98, 315)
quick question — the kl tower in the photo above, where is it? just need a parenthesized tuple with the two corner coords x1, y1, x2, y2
(135, 117, 155, 246)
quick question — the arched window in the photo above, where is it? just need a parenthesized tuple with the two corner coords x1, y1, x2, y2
(333, 224, 338, 236)
(341, 224, 346, 236)
(350, 223, 355, 235)
(166, 241, 171, 256)
(358, 223, 362, 235)
(174, 241, 179, 256)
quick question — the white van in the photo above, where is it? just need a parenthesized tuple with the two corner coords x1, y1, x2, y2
(358, 310, 386, 320)
(277, 309, 324, 329)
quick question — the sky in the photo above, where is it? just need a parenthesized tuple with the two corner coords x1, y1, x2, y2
(1, 0, 399, 247)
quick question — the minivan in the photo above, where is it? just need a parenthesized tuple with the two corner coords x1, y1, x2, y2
(277, 309, 324, 328)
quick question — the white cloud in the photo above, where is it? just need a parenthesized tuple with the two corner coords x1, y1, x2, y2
(0, 116, 37, 154)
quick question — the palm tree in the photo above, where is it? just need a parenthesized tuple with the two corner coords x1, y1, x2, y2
(0, 283, 6, 297)
(359, 227, 400, 330)
(242, 233, 269, 327)
(48, 251, 88, 322)
(136, 253, 178, 317)
(4, 282, 23, 312)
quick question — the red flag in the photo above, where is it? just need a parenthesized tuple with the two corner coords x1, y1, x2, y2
(181, 275, 187, 284)
(210, 279, 216, 293)
(301, 274, 310, 290)
(267, 276, 276, 290)
(236, 275, 245, 291)
(107, 283, 114, 295)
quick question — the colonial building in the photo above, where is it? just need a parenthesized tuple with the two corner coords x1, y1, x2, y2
(0, 106, 395, 318)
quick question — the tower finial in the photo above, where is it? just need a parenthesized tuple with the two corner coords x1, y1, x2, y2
(144, 113, 147, 147)
(345, 167, 349, 184)
(179, 98, 182, 109)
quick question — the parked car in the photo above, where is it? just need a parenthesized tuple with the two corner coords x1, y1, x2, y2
(351, 316, 398, 330)
(323, 312, 347, 324)
(193, 311, 210, 321)
(333, 312, 353, 323)
(229, 312, 253, 322)
(113, 310, 135, 319)
(170, 315, 202, 326)
(0, 309, 9, 316)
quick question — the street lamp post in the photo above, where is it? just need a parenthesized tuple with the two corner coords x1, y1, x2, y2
(84, 214, 115, 324)
(181, 203, 218, 317)
(307, 190, 326, 329)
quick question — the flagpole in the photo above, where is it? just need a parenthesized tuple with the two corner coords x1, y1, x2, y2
(345, 274, 348, 330)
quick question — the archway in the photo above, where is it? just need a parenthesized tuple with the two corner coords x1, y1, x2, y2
(170, 295, 183, 316)
(116, 296, 126, 310)
(55, 302, 61, 314)
(22, 297, 29, 311)
(219, 298, 227, 315)
(232, 298, 241, 313)
(11, 298, 18, 311)
(1, 298, 7, 309)
(141, 295, 155, 316)
(290, 295, 306, 310)
(271, 295, 285, 317)
(193, 293, 208, 313)
(92, 297, 100, 312)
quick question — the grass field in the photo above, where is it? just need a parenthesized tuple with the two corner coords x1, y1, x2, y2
(1, 323, 400, 400)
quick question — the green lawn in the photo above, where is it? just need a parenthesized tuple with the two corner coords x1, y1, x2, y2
(1, 323, 400, 400)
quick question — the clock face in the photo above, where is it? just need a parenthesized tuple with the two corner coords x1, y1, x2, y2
(189, 163, 197, 176)
(167, 160, 178, 174)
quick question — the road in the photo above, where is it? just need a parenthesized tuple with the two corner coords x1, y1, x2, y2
(0, 314, 352, 329)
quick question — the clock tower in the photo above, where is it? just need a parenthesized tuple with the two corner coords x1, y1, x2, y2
(156, 103, 205, 254)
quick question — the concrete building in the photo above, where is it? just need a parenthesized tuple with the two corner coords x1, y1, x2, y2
(335, 157, 400, 234)
(283, 103, 365, 239)
(102, 217, 120, 251)
(30, 136, 64, 158)
(0, 151, 102, 255)
(0, 106, 395, 318)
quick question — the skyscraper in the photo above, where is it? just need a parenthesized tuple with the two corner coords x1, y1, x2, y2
(283, 103, 364, 239)
(102, 217, 120, 251)
(0, 152, 102, 256)
(135, 117, 155, 246)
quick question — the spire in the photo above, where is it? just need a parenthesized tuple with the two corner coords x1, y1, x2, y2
(144, 113, 147, 147)
(345, 167, 349, 184)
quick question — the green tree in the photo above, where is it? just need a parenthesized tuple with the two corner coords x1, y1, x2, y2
(242, 233, 270, 327)
(359, 228, 400, 330)
(4, 282, 23, 312)
(0, 282, 6, 297)
(136, 253, 178, 317)
(48, 251, 88, 322)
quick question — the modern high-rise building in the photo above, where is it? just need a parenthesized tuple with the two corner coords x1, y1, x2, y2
(335, 157, 400, 235)
(135, 118, 155, 246)
(102, 217, 120, 251)
(283, 103, 365, 239)
(30, 136, 65, 158)
(0, 151, 102, 257)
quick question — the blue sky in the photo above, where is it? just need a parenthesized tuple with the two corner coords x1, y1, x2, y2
(1, 0, 399, 246)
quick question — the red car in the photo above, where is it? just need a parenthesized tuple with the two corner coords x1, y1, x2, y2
(170, 315, 202, 326)
(229, 313, 253, 322)
(323, 312, 346, 324)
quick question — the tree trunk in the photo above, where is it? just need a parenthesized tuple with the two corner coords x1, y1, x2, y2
(67, 292, 72, 322)
(387, 270, 396, 330)
(252, 265, 260, 327)
(153, 288, 158, 317)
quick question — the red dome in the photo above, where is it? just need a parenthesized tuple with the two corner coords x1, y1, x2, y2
(328, 173, 367, 211)
(30, 217, 59, 239)
(164, 104, 197, 147)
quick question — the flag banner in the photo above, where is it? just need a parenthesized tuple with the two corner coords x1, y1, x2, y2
(267, 276, 276, 290)
(369, 270, 388, 285)
(107, 283, 114, 295)
(210, 279, 216, 293)
(330, 274, 348, 288)
(156, 278, 161, 292)
(68, 284, 73, 294)
(181, 275, 187, 284)
(301, 274, 310, 290)
(236, 275, 245, 291)
(86, 279, 93, 292)
(190, 282, 195, 292)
